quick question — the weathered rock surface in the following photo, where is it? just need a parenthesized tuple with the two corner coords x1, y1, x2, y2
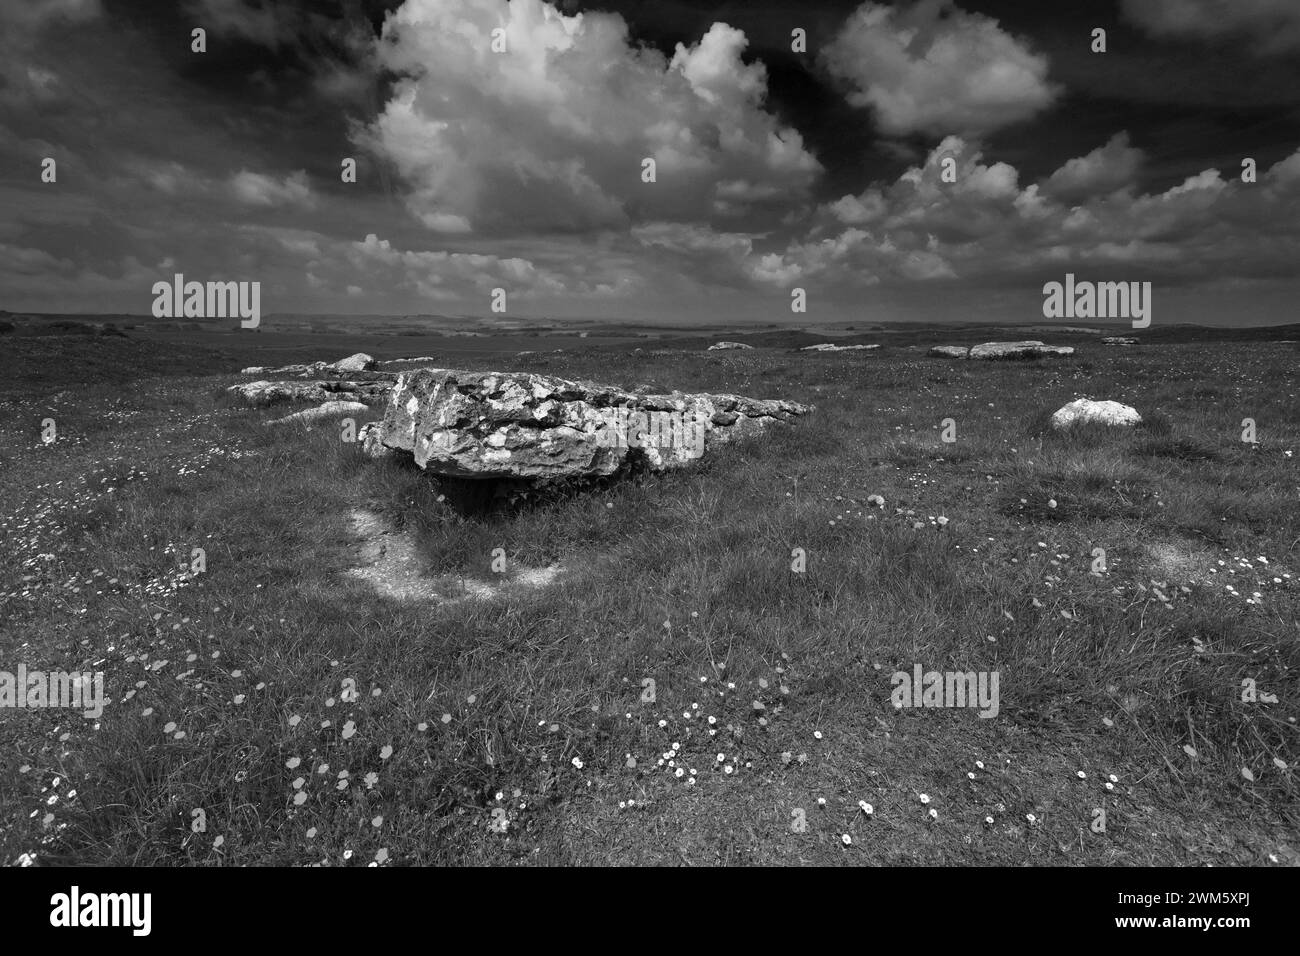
(227, 379, 393, 406)
(1102, 336, 1139, 346)
(373, 367, 812, 480)
(381, 356, 437, 365)
(707, 341, 753, 351)
(358, 422, 392, 459)
(265, 401, 369, 427)
(799, 343, 880, 352)
(1050, 399, 1141, 430)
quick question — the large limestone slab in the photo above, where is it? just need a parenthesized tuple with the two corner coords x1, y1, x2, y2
(969, 341, 1075, 359)
(374, 368, 812, 480)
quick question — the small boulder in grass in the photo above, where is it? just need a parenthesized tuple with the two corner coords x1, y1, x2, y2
(333, 352, 377, 372)
(707, 341, 753, 351)
(1050, 399, 1141, 430)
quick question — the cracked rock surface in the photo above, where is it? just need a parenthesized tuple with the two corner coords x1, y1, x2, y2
(374, 367, 813, 480)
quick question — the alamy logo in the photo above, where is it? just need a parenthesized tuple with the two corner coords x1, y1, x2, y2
(151, 272, 260, 328)
(50, 887, 151, 936)
(0, 664, 104, 718)
(890, 664, 999, 718)
(595, 406, 707, 459)
(1042, 273, 1151, 328)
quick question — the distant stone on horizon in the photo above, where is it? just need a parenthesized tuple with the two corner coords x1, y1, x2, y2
(799, 343, 880, 352)
(927, 345, 970, 358)
(969, 341, 1074, 359)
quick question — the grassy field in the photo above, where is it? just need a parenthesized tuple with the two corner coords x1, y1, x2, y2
(1, 331, 1297, 866)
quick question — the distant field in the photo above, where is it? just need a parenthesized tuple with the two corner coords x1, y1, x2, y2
(1, 331, 1297, 865)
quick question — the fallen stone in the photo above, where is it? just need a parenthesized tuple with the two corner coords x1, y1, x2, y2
(928, 345, 970, 358)
(265, 400, 369, 427)
(373, 367, 812, 480)
(968, 341, 1074, 360)
(707, 341, 753, 351)
(1102, 336, 1139, 346)
(333, 352, 377, 372)
(799, 343, 880, 352)
(1050, 398, 1142, 430)
(227, 379, 393, 406)
(239, 354, 391, 380)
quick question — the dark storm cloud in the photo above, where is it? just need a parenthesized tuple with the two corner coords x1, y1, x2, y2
(1, 0, 1299, 323)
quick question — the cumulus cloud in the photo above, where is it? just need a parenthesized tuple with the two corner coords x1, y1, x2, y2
(821, 0, 1057, 137)
(745, 137, 1300, 289)
(1040, 132, 1144, 203)
(358, 0, 820, 236)
(1121, 0, 1300, 55)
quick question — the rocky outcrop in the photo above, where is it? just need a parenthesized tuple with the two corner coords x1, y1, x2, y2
(1102, 336, 1139, 346)
(1050, 399, 1141, 429)
(799, 343, 880, 352)
(707, 341, 753, 351)
(265, 400, 369, 427)
(371, 367, 812, 480)
(227, 379, 393, 407)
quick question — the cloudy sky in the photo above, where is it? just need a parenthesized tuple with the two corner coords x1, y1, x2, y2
(3, 0, 1299, 325)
